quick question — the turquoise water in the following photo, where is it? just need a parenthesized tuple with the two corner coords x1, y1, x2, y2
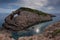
(0, 13, 60, 39)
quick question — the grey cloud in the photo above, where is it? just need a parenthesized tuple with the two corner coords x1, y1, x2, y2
(45, 0, 60, 9)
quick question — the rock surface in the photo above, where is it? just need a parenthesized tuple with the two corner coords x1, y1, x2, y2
(3, 7, 53, 31)
(0, 28, 15, 40)
(44, 21, 60, 37)
(18, 21, 60, 40)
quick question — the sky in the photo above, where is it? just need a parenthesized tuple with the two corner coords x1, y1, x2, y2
(0, 0, 60, 13)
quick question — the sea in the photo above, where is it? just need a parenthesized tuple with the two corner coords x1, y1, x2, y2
(0, 13, 60, 39)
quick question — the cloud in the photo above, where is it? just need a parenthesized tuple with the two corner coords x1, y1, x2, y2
(0, 8, 16, 13)
(8, 0, 60, 13)
(8, 0, 48, 9)
(47, 0, 60, 6)
(0, 0, 60, 13)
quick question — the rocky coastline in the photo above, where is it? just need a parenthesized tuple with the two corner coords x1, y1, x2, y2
(2, 7, 54, 31)
(0, 7, 56, 40)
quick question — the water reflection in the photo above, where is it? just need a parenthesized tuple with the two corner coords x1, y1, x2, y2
(35, 28, 40, 33)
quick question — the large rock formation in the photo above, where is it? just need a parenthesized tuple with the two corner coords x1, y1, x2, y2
(18, 21, 60, 40)
(3, 7, 54, 31)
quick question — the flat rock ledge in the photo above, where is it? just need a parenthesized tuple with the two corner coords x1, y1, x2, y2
(2, 7, 53, 31)
(18, 21, 60, 40)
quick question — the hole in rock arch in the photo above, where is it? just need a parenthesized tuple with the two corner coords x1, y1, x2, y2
(14, 14, 18, 18)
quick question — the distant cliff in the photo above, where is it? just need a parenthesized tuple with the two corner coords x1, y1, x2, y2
(2, 7, 54, 31)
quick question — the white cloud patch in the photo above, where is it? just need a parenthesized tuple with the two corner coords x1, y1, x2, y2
(9, 0, 48, 9)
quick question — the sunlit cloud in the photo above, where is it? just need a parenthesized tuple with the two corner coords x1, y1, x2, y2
(9, 0, 48, 9)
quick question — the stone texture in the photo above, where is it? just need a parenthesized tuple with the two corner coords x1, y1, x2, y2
(0, 28, 15, 40)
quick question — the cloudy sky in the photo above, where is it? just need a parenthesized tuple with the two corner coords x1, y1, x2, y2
(0, 0, 60, 13)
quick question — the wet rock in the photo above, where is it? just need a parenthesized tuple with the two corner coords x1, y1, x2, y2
(18, 34, 52, 40)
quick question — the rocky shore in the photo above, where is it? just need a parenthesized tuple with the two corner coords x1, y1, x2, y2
(0, 28, 15, 40)
(18, 21, 60, 40)
(0, 7, 56, 40)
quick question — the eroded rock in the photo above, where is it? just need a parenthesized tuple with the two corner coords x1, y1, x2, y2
(3, 7, 53, 31)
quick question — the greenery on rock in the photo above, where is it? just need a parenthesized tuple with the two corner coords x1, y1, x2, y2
(17, 7, 48, 16)
(52, 29, 60, 37)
